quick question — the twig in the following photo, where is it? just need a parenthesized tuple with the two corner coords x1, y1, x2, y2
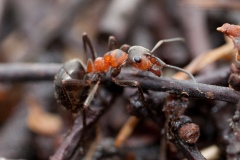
(119, 73, 240, 104)
(114, 116, 139, 147)
(114, 62, 230, 148)
(0, 63, 236, 103)
(173, 136, 206, 160)
(50, 109, 102, 160)
(51, 86, 115, 160)
(0, 63, 60, 82)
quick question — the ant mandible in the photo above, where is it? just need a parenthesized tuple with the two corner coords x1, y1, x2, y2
(54, 33, 196, 128)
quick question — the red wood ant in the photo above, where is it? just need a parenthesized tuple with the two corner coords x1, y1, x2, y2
(54, 33, 196, 128)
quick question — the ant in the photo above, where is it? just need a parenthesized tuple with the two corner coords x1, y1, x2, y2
(54, 33, 129, 127)
(54, 33, 196, 128)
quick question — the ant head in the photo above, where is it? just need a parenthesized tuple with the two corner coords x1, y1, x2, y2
(127, 46, 152, 71)
(127, 46, 162, 77)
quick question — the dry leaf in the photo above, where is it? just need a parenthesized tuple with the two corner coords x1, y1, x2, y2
(26, 97, 63, 136)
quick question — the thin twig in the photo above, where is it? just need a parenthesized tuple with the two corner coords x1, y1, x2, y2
(114, 116, 139, 147)
(50, 109, 103, 160)
(0, 63, 60, 82)
(0, 63, 236, 103)
(118, 73, 239, 104)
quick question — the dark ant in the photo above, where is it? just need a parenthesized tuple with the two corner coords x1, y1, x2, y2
(54, 33, 196, 128)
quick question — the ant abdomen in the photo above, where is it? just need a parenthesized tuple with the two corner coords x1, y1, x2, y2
(54, 59, 90, 113)
(56, 59, 86, 80)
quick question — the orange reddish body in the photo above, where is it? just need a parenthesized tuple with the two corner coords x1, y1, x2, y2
(87, 49, 128, 73)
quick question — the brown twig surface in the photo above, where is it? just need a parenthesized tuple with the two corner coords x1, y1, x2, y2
(50, 110, 100, 160)
(0, 63, 236, 103)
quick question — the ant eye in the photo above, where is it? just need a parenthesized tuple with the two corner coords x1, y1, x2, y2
(133, 56, 141, 63)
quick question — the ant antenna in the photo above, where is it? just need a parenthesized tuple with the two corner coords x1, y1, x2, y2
(151, 37, 184, 53)
(150, 37, 196, 83)
(154, 56, 196, 83)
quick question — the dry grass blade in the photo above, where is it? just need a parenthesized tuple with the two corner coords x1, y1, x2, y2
(173, 36, 234, 80)
(26, 97, 63, 136)
(114, 116, 139, 147)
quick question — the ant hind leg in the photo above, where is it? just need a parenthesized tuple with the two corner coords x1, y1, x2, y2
(82, 81, 100, 127)
(82, 32, 97, 61)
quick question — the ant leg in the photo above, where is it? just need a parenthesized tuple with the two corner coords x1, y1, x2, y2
(83, 81, 100, 109)
(60, 79, 90, 113)
(120, 44, 131, 53)
(108, 36, 118, 51)
(82, 81, 100, 127)
(87, 59, 94, 73)
(154, 56, 196, 83)
(151, 37, 184, 53)
(82, 109, 86, 129)
(82, 32, 97, 60)
(61, 79, 90, 88)
(112, 77, 145, 102)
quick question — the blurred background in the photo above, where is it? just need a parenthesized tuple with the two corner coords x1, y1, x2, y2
(0, 0, 238, 159)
